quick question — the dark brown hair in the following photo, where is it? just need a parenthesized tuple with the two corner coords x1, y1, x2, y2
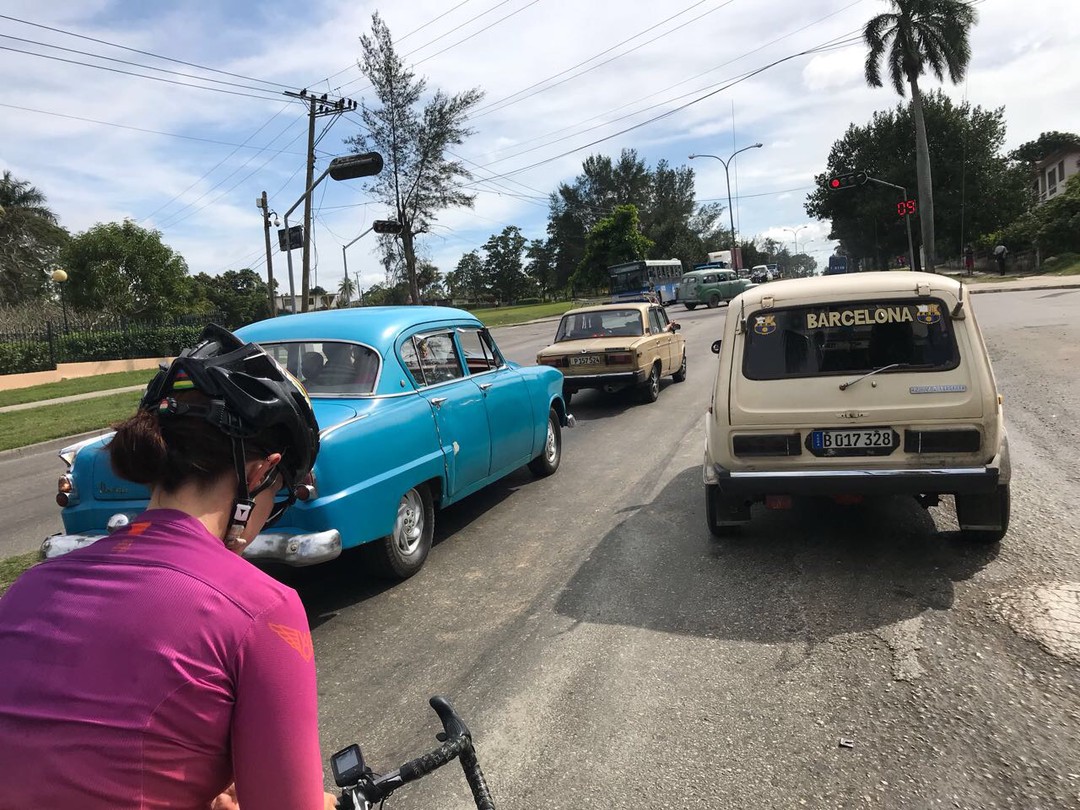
(108, 394, 277, 493)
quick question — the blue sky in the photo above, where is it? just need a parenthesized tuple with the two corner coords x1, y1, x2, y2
(2, 0, 1078, 296)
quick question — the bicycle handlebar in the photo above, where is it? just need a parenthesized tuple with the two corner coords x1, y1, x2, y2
(344, 696, 495, 809)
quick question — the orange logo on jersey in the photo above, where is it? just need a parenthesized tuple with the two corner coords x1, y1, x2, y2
(269, 623, 314, 661)
(114, 521, 151, 552)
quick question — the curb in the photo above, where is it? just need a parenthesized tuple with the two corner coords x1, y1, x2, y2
(0, 429, 112, 461)
(967, 283, 1080, 295)
(0, 384, 146, 415)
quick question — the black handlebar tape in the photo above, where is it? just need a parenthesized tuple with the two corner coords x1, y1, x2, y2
(399, 736, 469, 783)
(459, 744, 496, 810)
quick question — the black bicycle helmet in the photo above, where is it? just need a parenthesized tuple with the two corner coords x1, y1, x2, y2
(142, 324, 320, 540)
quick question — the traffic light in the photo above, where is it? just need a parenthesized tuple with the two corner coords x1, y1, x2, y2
(372, 219, 403, 235)
(328, 152, 384, 181)
(828, 171, 868, 190)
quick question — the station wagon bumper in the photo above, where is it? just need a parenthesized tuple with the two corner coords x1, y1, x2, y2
(42, 525, 342, 566)
(705, 463, 1001, 496)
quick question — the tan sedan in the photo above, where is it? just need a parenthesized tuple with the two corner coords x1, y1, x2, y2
(536, 303, 686, 406)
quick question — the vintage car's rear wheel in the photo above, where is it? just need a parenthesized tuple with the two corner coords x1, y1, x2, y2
(640, 363, 661, 403)
(706, 294, 720, 309)
(672, 352, 687, 383)
(956, 484, 1010, 544)
(685, 302, 698, 311)
(370, 484, 435, 579)
(528, 409, 562, 477)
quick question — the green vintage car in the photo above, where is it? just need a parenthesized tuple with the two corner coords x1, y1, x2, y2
(676, 269, 757, 310)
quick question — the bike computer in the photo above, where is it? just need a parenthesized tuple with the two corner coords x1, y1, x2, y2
(331, 744, 366, 787)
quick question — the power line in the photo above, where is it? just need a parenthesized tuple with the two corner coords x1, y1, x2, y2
(0, 44, 286, 101)
(0, 100, 304, 154)
(0, 13, 293, 89)
(473, 0, 735, 119)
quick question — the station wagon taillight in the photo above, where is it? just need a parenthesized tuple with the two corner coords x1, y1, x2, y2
(606, 353, 633, 365)
(732, 434, 803, 457)
(903, 429, 980, 453)
(538, 357, 566, 368)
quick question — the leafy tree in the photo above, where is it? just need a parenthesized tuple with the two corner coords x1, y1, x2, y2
(806, 93, 1026, 269)
(190, 268, 270, 328)
(415, 260, 443, 302)
(575, 204, 654, 290)
(482, 226, 530, 305)
(362, 281, 409, 306)
(346, 12, 484, 306)
(446, 250, 487, 302)
(863, 0, 978, 270)
(61, 220, 192, 321)
(0, 170, 68, 305)
(1009, 131, 1080, 164)
(525, 238, 557, 299)
(548, 149, 724, 289)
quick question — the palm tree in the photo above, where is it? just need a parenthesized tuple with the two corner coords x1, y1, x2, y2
(0, 170, 67, 304)
(337, 275, 356, 306)
(863, 0, 977, 270)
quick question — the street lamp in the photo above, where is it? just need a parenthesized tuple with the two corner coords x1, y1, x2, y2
(256, 192, 280, 316)
(689, 143, 763, 272)
(50, 268, 69, 332)
(784, 225, 809, 256)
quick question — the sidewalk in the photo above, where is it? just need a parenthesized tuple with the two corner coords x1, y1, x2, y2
(946, 273, 1080, 294)
(0, 384, 146, 415)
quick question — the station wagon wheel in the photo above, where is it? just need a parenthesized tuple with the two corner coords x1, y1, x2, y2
(528, 408, 562, 478)
(369, 484, 435, 579)
(640, 363, 661, 403)
(672, 351, 687, 383)
(707, 294, 720, 309)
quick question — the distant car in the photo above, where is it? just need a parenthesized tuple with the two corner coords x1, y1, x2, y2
(677, 268, 756, 310)
(751, 264, 779, 284)
(704, 272, 1011, 542)
(45, 307, 573, 579)
(536, 302, 686, 406)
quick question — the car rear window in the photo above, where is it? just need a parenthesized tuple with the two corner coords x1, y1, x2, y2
(556, 309, 643, 340)
(742, 298, 959, 380)
(261, 340, 380, 395)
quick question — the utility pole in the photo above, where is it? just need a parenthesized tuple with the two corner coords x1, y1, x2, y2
(256, 191, 278, 316)
(284, 89, 359, 312)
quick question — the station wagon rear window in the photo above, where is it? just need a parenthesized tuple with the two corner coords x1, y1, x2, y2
(741, 299, 959, 380)
(261, 341, 380, 395)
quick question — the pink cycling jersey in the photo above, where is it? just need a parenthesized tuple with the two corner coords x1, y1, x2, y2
(0, 509, 325, 810)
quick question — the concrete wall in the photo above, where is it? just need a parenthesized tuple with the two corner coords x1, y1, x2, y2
(0, 357, 168, 392)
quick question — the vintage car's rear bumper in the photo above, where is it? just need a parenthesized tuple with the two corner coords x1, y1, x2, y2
(42, 526, 342, 566)
(562, 368, 648, 391)
(704, 463, 1001, 496)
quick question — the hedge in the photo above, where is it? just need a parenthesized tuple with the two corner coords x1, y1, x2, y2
(0, 324, 205, 376)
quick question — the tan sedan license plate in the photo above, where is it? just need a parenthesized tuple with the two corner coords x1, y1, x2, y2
(809, 427, 898, 457)
(569, 355, 603, 366)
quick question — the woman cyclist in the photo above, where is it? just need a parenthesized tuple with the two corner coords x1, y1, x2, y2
(0, 325, 335, 810)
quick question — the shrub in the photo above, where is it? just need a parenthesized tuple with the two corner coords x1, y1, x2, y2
(0, 341, 52, 375)
(516, 297, 542, 306)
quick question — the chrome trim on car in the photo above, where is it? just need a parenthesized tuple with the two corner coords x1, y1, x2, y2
(42, 528, 342, 567)
(725, 467, 990, 480)
(58, 432, 114, 468)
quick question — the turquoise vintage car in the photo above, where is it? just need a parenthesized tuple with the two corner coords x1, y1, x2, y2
(44, 307, 573, 579)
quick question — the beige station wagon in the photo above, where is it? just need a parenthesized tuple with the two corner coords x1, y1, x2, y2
(704, 271, 1011, 542)
(537, 303, 686, 406)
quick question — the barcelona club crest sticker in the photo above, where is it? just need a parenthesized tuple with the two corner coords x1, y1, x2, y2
(916, 303, 942, 325)
(753, 314, 777, 336)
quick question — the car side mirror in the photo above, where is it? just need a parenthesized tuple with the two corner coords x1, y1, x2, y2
(711, 339, 723, 354)
(670, 322, 681, 331)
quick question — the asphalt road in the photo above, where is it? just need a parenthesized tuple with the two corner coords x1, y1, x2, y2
(5, 292, 1080, 807)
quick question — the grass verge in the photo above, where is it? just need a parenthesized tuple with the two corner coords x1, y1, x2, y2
(0, 390, 140, 452)
(469, 301, 577, 328)
(0, 369, 154, 409)
(0, 551, 38, 596)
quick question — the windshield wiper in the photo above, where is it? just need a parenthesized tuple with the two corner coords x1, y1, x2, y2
(838, 363, 910, 391)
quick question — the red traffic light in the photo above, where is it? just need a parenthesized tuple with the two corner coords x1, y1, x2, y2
(829, 178, 842, 189)
(827, 171, 868, 190)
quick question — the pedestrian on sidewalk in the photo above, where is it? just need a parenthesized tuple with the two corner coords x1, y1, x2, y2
(964, 244, 975, 276)
(993, 243, 1008, 276)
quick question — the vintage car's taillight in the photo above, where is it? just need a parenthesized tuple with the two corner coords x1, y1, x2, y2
(606, 353, 633, 365)
(732, 434, 803, 457)
(903, 429, 981, 453)
(537, 356, 566, 368)
(294, 471, 317, 502)
(56, 473, 78, 507)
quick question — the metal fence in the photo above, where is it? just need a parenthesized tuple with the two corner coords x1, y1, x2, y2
(0, 313, 221, 376)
